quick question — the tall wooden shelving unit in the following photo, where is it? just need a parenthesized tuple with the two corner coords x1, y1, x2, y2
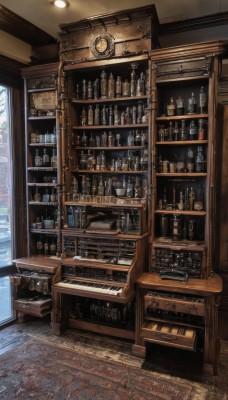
(12, 63, 61, 320)
(133, 41, 226, 375)
(51, 5, 159, 338)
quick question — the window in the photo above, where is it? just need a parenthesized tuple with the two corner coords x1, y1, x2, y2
(0, 85, 14, 325)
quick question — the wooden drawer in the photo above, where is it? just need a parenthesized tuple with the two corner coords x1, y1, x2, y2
(14, 297, 52, 317)
(141, 320, 196, 350)
(144, 294, 205, 316)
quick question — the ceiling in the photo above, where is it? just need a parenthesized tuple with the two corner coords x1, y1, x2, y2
(1, 0, 228, 41)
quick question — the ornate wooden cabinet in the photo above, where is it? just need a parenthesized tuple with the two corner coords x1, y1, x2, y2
(51, 5, 158, 338)
(132, 41, 226, 375)
(12, 63, 61, 320)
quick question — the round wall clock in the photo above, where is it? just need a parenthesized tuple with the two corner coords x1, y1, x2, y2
(91, 34, 114, 59)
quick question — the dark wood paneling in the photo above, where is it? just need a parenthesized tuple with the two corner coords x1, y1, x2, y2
(0, 54, 24, 88)
(160, 11, 228, 35)
(0, 4, 56, 46)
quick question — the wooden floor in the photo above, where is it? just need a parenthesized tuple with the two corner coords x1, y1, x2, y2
(0, 317, 228, 400)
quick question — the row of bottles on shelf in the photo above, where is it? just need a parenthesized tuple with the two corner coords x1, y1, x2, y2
(32, 187, 57, 203)
(30, 175, 57, 184)
(67, 175, 147, 201)
(30, 128, 56, 144)
(74, 65, 148, 100)
(67, 206, 139, 234)
(31, 211, 58, 230)
(34, 148, 57, 167)
(159, 214, 204, 241)
(76, 129, 148, 148)
(158, 186, 204, 212)
(79, 102, 148, 126)
(158, 119, 206, 142)
(157, 146, 206, 173)
(78, 149, 148, 172)
(36, 236, 57, 255)
(165, 87, 207, 116)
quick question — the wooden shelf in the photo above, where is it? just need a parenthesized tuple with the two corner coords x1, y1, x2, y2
(156, 114, 208, 121)
(72, 95, 147, 104)
(155, 209, 206, 216)
(156, 140, 208, 145)
(74, 169, 147, 174)
(75, 146, 144, 150)
(156, 172, 207, 177)
(73, 124, 148, 130)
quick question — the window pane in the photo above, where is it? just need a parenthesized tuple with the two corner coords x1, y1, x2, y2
(0, 85, 12, 268)
(0, 85, 13, 325)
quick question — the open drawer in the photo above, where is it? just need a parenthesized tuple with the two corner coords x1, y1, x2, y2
(14, 297, 52, 317)
(141, 320, 196, 350)
(144, 294, 205, 317)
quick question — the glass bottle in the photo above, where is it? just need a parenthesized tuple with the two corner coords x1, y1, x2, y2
(34, 187, 41, 202)
(93, 78, 99, 100)
(81, 131, 88, 147)
(137, 101, 143, 124)
(130, 65, 137, 97)
(44, 238, 49, 255)
(116, 133, 121, 147)
(195, 146, 205, 172)
(122, 79, 130, 97)
(125, 106, 131, 124)
(100, 70, 108, 98)
(82, 79, 87, 99)
(198, 118, 205, 140)
(108, 73, 115, 98)
(187, 92, 197, 114)
(51, 149, 57, 168)
(108, 105, 114, 125)
(135, 129, 141, 146)
(116, 76, 122, 98)
(97, 176, 105, 196)
(198, 86, 207, 113)
(37, 236, 43, 254)
(80, 107, 87, 125)
(87, 80, 93, 99)
(42, 148, 50, 167)
(126, 176, 134, 197)
(136, 72, 145, 96)
(94, 104, 100, 126)
(176, 96, 185, 115)
(101, 131, 107, 147)
(101, 105, 107, 125)
(114, 105, 120, 125)
(132, 106, 137, 124)
(89, 132, 95, 147)
(189, 120, 197, 140)
(127, 130, 134, 147)
(174, 121, 179, 141)
(87, 104, 94, 126)
(180, 119, 187, 140)
(168, 121, 174, 141)
(108, 131, 115, 147)
(189, 187, 195, 210)
(34, 149, 42, 167)
(166, 97, 176, 116)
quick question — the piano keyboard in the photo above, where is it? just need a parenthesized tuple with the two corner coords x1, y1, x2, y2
(55, 280, 123, 295)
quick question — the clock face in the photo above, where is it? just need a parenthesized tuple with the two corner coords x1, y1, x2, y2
(95, 38, 108, 54)
(91, 34, 114, 59)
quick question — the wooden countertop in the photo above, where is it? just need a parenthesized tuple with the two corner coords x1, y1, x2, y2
(136, 273, 223, 296)
(13, 256, 61, 274)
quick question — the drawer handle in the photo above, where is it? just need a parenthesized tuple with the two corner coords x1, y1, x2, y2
(159, 334, 177, 340)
